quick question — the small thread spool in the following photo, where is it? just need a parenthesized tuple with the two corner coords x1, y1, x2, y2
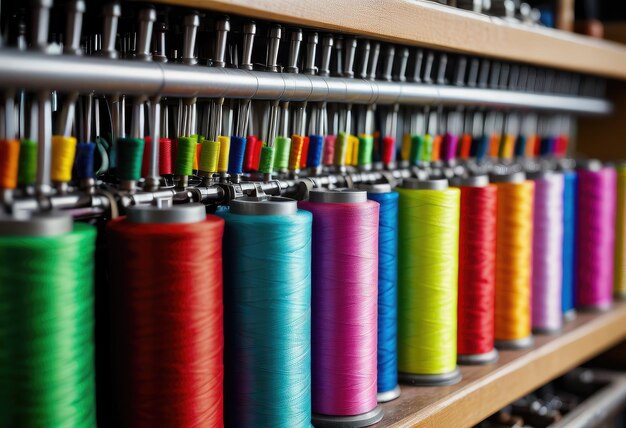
(227, 136, 246, 176)
(175, 136, 196, 187)
(289, 135, 305, 172)
(614, 162, 626, 298)
(576, 161, 616, 310)
(401, 133, 412, 161)
(108, 204, 224, 427)
(323, 135, 336, 166)
(18, 139, 37, 187)
(397, 178, 462, 385)
(299, 189, 383, 427)
(159, 138, 173, 175)
(0, 139, 20, 190)
(530, 170, 564, 334)
(358, 135, 374, 170)
(409, 135, 423, 166)
(220, 197, 312, 427)
(333, 132, 348, 167)
(0, 212, 97, 427)
(217, 135, 230, 174)
(117, 137, 145, 183)
(381, 136, 395, 166)
(420, 135, 433, 163)
(300, 136, 310, 169)
(307, 135, 324, 170)
(73, 142, 95, 180)
(51, 135, 77, 184)
(243, 136, 260, 172)
(491, 172, 534, 349)
(199, 139, 220, 176)
(273, 136, 291, 173)
(361, 184, 401, 402)
(562, 170, 578, 318)
(258, 145, 275, 176)
(455, 175, 499, 365)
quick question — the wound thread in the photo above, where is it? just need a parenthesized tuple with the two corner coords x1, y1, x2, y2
(117, 137, 145, 181)
(18, 139, 37, 186)
(307, 135, 324, 168)
(273, 136, 291, 171)
(227, 136, 246, 175)
(73, 142, 95, 180)
(175, 136, 196, 176)
(51, 135, 77, 183)
(218, 136, 230, 173)
(0, 139, 20, 189)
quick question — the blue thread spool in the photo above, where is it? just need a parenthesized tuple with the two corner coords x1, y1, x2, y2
(562, 169, 578, 319)
(219, 197, 312, 427)
(362, 184, 401, 403)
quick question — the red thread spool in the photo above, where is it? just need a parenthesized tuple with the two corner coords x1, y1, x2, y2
(159, 138, 173, 174)
(108, 205, 224, 428)
(244, 136, 259, 172)
(300, 136, 310, 169)
(456, 176, 499, 364)
(382, 136, 395, 165)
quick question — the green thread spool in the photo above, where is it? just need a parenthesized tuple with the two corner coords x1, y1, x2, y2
(334, 132, 349, 166)
(410, 135, 424, 166)
(273, 137, 291, 171)
(117, 137, 145, 181)
(358, 135, 374, 168)
(396, 179, 461, 386)
(259, 146, 275, 174)
(0, 217, 97, 427)
(18, 139, 37, 186)
(420, 135, 433, 163)
(176, 136, 197, 176)
(199, 139, 220, 174)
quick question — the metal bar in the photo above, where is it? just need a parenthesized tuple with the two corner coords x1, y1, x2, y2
(0, 49, 612, 115)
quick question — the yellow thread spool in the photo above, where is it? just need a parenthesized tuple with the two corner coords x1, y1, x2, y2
(51, 136, 77, 183)
(349, 135, 359, 166)
(401, 133, 411, 161)
(397, 179, 461, 385)
(217, 136, 230, 173)
(493, 174, 534, 348)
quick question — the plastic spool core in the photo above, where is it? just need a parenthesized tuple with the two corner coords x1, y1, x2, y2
(312, 407, 384, 428)
(230, 196, 297, 216)
(0, 211, 73, 237)
(127, 203, 206, 224)
(376, 385, 401, 403)
(495, 335, 535, 350)
(357, 183, 392, 194)
(401, 177, 448, 190)
(454, 175, 489, 188)
(490, 171, 526, 183)
(308, 188, 367, 203)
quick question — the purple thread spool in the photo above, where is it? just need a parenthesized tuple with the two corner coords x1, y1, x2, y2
(576, 161, 617, 310)
(299, 188, 383, 428)
(530, 170, 564, 334)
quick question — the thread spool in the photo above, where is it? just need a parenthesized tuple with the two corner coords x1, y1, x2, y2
(273, 136, 291, 173)
(576, 161, 616, 310)
(18, 139, 37, 186)
(333, 132, 348, 167)
(358, 135, 374, 170)
(243, 136, 259, 172)
(299, 189, 383, 427)
(289, 135, 305, 171)
(218, 135, 231, 174)
(159, 138, 173, 174)
(323, 135, 336, 166)
(220, 197, 312, 427)
(361, 184, 401, 402)
(117, 137, 145, 182)
(307, 135, 324, 169)
(300, 136, 310, 169)
(0, 212, 97, 427)
(0, 139, 20, 189)
(73, 142, 95, 180)
(491, 172, 534, 349)
(227, 136, 246, 176)
(51, 135, 77, 183)
(615, 162, 626, 298)
(562, 170, 578, 318)
(397, 178, 462, 385)
(455, 175, 499, 365)
(530, 170, 564, 334)
(107, 204, 224, 427)
(199, 139, 220, 176)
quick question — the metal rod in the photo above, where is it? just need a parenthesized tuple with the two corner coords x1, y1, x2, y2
(0, 49, 611, 115)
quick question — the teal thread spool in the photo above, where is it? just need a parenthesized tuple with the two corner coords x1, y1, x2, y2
(219, 197, 312, 427)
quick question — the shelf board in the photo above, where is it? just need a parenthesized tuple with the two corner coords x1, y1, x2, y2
(147, 0, 626, 80)
(378, 301, 626, 427)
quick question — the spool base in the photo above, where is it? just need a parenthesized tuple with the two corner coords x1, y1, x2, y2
(457, 348, 499, 365)
(399, 367, 462, 386)
(564, 310, 577, 321)
(495, 336, 534, 350)
(533, 326, 561, 335)
(312, 406, 384, 428)
(577, 303, 612, 313)
(377, 385, 401, 403)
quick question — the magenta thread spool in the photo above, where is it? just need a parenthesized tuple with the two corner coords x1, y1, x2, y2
(529, 170, 564, 333)
(299, 189, 383, 428)
(576, 160, 617, 310)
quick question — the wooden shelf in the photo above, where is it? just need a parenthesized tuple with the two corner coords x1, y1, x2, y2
(377, 301, 626, 427)
(148, 0, 626, 80)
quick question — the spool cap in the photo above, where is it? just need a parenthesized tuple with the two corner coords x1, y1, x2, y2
(127, 202, 205, 224)
(0, 211, 72, 237)
(309, 188, 367, 203)
(230, 196, 297, 216)
(357, 183, 392, 193)
(401, 177, 448, 190)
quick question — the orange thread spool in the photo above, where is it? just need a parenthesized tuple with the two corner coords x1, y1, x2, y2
(493, 176, 534, 348)
(0, 139, 20, 189)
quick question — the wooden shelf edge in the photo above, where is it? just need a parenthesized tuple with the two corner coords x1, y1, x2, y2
(378, 301, 626, 427)
(148, 0, 626, 80)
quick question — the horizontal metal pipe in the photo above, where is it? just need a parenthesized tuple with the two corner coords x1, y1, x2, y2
(0, 48, 612, 115)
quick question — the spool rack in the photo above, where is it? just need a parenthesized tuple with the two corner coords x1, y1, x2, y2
(4, 0, 626, 426)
